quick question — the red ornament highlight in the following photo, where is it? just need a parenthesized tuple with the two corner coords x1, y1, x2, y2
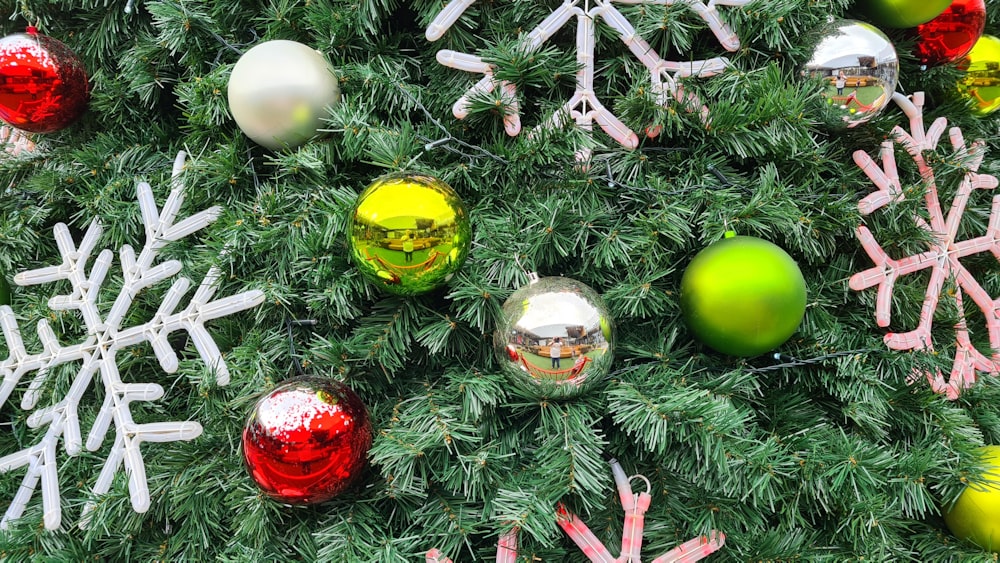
(242, 377, 372, 505)
(0, 29, 89, 133)
(914, 0, 986, 66)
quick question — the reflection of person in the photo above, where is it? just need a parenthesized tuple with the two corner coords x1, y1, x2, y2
(402, 233, 414, 263)
(835, 71, 846, 96)
(550, 337, 562, 369)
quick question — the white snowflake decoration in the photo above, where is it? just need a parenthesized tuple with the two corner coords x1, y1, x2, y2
(426, 0, 750, 154)
(850, 92, 1000, 400)
(0, 151, 264, 529)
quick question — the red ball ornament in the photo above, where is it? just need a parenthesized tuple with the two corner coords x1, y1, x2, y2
(242, 377, 372, 505)
(0, 28, 89, 133)
(914, 0, 986, 66)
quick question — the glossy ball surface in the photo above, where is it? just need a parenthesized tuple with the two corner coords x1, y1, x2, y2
(958, 35, 1000, 116)
(0, 31, 88, 133)
(803, 19, 899, 128)
(242, 377, 372, 505)
(680, 235, 807, 357)
(913, 0, 986, 66)
(494, 276, 615, 399)
(228, 40, 341, 150)
(348, 173, 471, 295)
(944, 446, 1000, 551)
(862, 0, 952, 28)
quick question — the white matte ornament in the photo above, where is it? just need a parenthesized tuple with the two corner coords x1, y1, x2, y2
(0, 151, 265, 530)
(227, 40, 341, 150)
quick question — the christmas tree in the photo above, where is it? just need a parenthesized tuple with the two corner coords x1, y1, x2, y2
(1, 0, 999, 560)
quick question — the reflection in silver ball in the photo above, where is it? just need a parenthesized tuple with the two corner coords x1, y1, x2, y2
(494, 275, 615, 399)
(803, 20, 898, 128)
(228, 40, 341, 150)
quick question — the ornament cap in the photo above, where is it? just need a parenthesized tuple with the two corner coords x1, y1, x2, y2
(526, 271, 539, 285)
(25, 26, 37, 36)
(723, 230, 736, 239)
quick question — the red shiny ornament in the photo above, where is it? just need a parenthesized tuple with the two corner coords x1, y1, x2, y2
(242, 377, 372, 505)
(0, 29, 89, 133)
(913, 0, 986, 66)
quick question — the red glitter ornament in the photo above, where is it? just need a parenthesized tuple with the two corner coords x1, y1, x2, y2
(242, 377, 372, 505)
(914, 0, 986, 66)
(0, 28, 89, 133)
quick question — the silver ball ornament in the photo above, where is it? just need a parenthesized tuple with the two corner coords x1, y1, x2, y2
(228, 40, 341, 150)
(802, 19, 899, 128)
(494, 275, 615, 399)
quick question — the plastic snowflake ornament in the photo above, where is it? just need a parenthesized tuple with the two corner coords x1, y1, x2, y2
(850, 91, 1000, 399)
(0, 151, 265, 530)
(426, 459, 725, 562)
(0, 124, 35, 157)
(426, 0, 750, 156)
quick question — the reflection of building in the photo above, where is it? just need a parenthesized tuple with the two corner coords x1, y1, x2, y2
(352, 213, 461, 251)
(814, 54, 891, 88)
(926, 3, 982, 28)
(506, 313, 609, 362)
(0, 69, 57, 95)
(965, 61, 1000, 87)
(966, 72, 1000, 87)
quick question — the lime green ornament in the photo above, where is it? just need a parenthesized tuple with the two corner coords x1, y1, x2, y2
(944, 445, 1000, 551)
(0, 277, 9, 306)
(862, 0, 951, 28)
(679, 233, 807, 357)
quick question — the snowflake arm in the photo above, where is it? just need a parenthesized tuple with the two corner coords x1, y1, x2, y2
(425, 459, 725, 562)
(850, 92, 1000, 399)
(0, 151, 264, 529)
(0, 124, 36, 156)
(556, 460, 724, 562)
(426, 528, 518, 563)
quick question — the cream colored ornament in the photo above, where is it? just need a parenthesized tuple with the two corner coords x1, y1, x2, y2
(227, 40, 341, 150)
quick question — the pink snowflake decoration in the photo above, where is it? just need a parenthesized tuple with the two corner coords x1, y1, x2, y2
(425, 0, 750, 156)
(0, 124, 35, 156)
(850, 91, 1000, 399)
(426, 459, 725, 562)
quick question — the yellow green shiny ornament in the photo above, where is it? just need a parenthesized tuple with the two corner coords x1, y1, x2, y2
(862, 0, 951, 28)
(958, 35, 1000, 116)
(680, 232, 807, 357)
(944, 445, 1000, 551)
(348, 173, 471, 295)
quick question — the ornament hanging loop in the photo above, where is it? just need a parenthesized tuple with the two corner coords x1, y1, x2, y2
(512, 252, 536, 285)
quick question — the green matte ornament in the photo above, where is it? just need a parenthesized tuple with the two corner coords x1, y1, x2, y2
(862, 0, 951, 28)
(944, 445, 1000, 551)
(679, 233, 807, 357)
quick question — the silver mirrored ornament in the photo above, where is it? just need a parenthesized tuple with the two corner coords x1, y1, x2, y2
(227, 40, 341, 150)
(494, 275, 615, 399)
(802, 19, 898, 128)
